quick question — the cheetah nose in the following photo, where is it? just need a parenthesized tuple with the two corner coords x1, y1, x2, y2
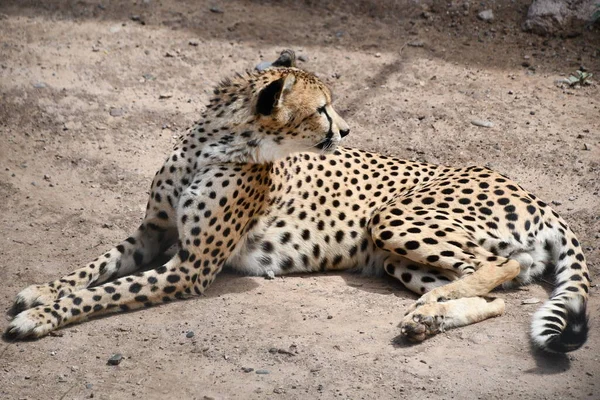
(340, 128, 350, 138)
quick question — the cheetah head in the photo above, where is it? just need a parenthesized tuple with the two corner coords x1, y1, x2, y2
(251, 67, 349, 160)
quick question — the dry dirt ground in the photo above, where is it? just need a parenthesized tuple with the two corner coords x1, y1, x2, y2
(1, 1, 599, 399)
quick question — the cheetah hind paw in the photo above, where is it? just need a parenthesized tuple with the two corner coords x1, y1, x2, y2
(4, 307, 56, 340)
(9, 284, 60, 316)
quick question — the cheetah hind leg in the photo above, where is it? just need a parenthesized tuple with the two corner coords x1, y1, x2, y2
(400, 296, 505, 342)
(383, 256, 459, 296)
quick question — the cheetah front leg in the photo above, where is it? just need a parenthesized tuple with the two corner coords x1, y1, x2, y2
(11, 217, 177, 316)
(10, 171, 180, 315)
(5, 166, 264, 339)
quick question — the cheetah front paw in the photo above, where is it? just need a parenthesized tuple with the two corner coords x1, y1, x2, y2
(9, 284, 61, 316)
(4, 307, 58, 340)
(400, 308, 445, 342)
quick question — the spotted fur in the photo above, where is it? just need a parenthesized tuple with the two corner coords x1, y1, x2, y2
(6, 58, 590, 353)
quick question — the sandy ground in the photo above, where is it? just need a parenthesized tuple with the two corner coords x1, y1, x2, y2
(0, 1, 599, 399)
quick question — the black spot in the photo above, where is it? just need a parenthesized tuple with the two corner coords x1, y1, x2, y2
(280, 257, 295, 271)
(405, 241, 420, 250)
(133, 251, 144, 266)
(129, 283, 142, 293)
(426, 255, 440, 263)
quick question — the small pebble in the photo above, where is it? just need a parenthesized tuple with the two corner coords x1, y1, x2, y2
(209, 6, 223, 13)
(241, 367, 254, 373)
(32, 82, 47, 88)
(265, 270, 275, 280)
(256, 369, 270, 375)
(471, 120, 493, 128)
(551, 200, 562, 206)
(477, 9, 494, 22)
(327, 315, 333, 319)
(407, 40, 425, 47)
(159, 93, 173, 99)
(273, 388, 285, 394)
(583, 143, 591, 151)
(521, 298, 541, 305)
(109, 107, 124, 117)
(530, 111, 535, 115)
(107, 353, 123, 365)
(298, 55, 308, 62)
(255, 61, 272, 72)
(188, 39, 200, 47)
(186, 331, 195, 338)
(86, 383, 94, 389)
(374, 52, 381, 58)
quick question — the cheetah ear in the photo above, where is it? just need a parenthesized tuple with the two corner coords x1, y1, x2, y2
(255, 74, 296, 116)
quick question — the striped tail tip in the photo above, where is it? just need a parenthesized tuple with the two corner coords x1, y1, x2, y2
(531, 296, 588, 353)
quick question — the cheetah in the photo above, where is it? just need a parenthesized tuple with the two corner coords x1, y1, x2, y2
(6, 50, 590, 353)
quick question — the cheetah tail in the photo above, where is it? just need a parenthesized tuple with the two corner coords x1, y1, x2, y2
(530, 230, 590, 353)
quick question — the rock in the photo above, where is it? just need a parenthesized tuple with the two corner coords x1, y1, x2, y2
(407, 40, 425, 47)
(32, 82, 47, 88)
(298, 55, 308, 62)
(86, 383, 94, 389)
(583, 143, 591, 150)
(255, 369, 270, 375)
(107, 353, 123, 365)
(188, 39, 200, 47)
(159, 93, 173, 99)
(241, 367, 254, 373)
(109, 107, 124, 117)
(551, 200, 562, 206)
(477, 9, 494, 22)
(209, 6, 223, 13)
(523, 0, 597, 36)
(186, 331, 195, 338)
(273, 388, 285, 394)
(255, 61, 272, 72)
(471, 120, 494, 128)
(374, 52, 381, 58)
(522, 298, 541, 305)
